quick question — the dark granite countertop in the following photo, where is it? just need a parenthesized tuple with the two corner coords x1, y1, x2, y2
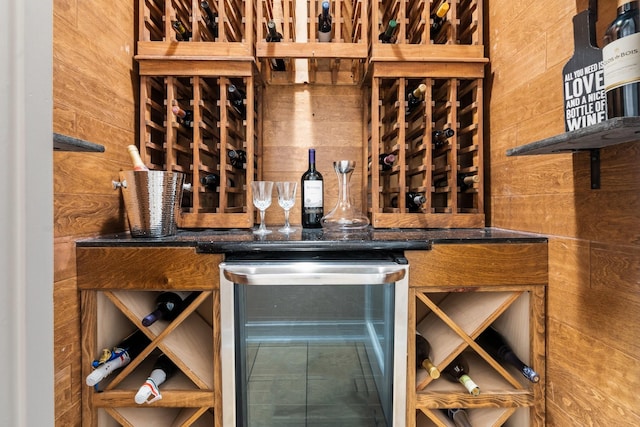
(76, 227, 547, 253)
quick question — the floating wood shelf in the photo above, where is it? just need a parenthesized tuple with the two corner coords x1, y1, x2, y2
(53, 133, 105, 152)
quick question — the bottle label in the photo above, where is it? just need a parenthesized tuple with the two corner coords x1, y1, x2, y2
(459, 374, 480, 395)
(603, 32, 640, 92)
(303, 180, 323, 207)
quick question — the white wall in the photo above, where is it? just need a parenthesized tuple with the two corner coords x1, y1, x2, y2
(0, 0, 54, 425)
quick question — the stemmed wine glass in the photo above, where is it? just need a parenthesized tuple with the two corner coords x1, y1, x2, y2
(276, 181, 297, 233)
(251, 181, 273, 235)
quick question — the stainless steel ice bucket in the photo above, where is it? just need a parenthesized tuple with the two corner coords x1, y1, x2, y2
(116, 170, 185, 237)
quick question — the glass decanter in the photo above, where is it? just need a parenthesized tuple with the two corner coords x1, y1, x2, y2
(321, 160, 369, 230)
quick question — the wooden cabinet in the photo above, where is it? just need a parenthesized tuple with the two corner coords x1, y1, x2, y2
(405, 243, 548, 427)
(77, 248, 223, 427)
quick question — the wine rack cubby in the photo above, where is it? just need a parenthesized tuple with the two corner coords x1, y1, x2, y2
(255, 0, 369, 84)
(138, 61, 262, 228)
(406, 245, 547, 427)
(365, 62, 484, 228)
(78, 248, 223, 427)
(369, 0, 486, 62)
(137, 0, 254, 58)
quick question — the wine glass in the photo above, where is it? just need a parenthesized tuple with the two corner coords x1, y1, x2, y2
(276, 181, 297, 233)
(251, 181, 273, 235)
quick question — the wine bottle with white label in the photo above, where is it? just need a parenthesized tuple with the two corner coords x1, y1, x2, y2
(134, 354, 178, 404)
(603, 0, 640, 118)
(301, 148, 324, 228)
(318, 1, 332, 42)
(86, 329, 151, 387)
(442, 354, 480, 395)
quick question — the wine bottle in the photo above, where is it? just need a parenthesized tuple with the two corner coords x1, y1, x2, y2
(228, 149, 247, 170)
(200, 0, 219, 38)
(171, 19, 192, 41)
(416, 333, 440, 379)
(476, 326, 540, 383)
(432, 127, 455, 148)
(391, 192, 427, 212)
(228, 84, 246, 118)
(406, 83, 427, 115)
(457, 173, 479, 192)
(172, 105, 194, 128)
(371, 153, 396, 171)
(134, 354, 178, 404)
(562, 9, 606, 131)
(378, 19, 398, 43)
(430, 1, 450, 43)
(442, 408, 473, 427)
(603, 1, 640, 118)
(442, 354, 480, 395)
(266, 21, 287, 72)
(127, 145, 149, 171)
(301, 148, 324, 228)
(318, 1, 332, 42)
(86, 329, 151, 387)
(200, 173, 220, 190)
(141, 291, 196, 327)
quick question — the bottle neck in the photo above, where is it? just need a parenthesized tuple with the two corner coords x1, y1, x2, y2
(308, 150, 316, 171)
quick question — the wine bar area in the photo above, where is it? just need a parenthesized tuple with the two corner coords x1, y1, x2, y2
(41, 0, 640, 426)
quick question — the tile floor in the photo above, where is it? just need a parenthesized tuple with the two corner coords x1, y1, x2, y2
(243, 342, 388, 427)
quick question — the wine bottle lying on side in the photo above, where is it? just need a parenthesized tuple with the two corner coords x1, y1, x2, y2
(134, 354, 178, 404)
(86, 329, 151, 387)
(476, 326, 540, 383)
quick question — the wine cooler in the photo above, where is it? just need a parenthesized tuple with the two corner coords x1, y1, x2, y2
(219, 252, 410, 426)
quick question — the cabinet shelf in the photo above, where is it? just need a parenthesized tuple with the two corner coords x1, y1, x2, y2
(505, 116, 640, 156)
(53, 132, 105, 152)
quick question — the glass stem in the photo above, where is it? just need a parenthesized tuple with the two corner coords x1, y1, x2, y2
(284, 209, 290, 228)
(259, 209, 266, 231)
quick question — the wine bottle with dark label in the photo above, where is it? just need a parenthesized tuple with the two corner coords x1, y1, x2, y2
(416, 332, 440, 379)
(442, 354, 480, 395)
(86, 329, 151, 387)
(228, 84, 247, 118)
(134, 354, 178, 404)
(476, 326, 540, 383)
(200, 0, 219, 38)
(430, 1, 450, 43)
(301, 148, 324, 228)
(172, 105, 194, 128)
(432, 127, 455, 148)
(378, 19, 398, 43)
(562, 10, 606, 131)
(228, 149, 247, 170)
(318, 1, 332, 42)
(266, 21, 286, 71)
(603, 1, 640, 118)
(141, 291, 196, 327)
(171, 19, 192, 41)
(406, 83, 427, 115)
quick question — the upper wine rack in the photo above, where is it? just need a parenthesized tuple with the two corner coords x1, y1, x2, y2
(137, 0, 255, 59)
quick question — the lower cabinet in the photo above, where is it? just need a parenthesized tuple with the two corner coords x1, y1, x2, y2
(405, 243, 548, 427)
(77, 242, 547, 427)
(77, 247, 223, 427)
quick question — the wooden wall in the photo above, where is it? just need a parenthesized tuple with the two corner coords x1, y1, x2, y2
(486, 0, 640, 425)
(53, 0, 136, 424)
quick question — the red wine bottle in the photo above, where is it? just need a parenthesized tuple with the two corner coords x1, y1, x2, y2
(301, 148, 324, 228)
(266, 21, 286, 71)
(134, 354, 178, 404)
(378, 19, 398, 43)
(228, 84, 246, 118)
(318, 1, 332, 42)
(142, 291, 196, 326)
(416, 333, 440, 379)
(442, 354, 480, 395)
(171, 19, 192, 41)
(200, 0, 219, 38)
(378, 153, 396, 171)
(228, 149, 247, 170)
(127, 145, 149, 171)
(476, 326, 540, 383)
(432, 127, 455, 148)
(603, 1, 640, 118)
(406, 83, 427, 115)
(172, 105, 193, 127)
(86, 329, 151, 387)
(430, 1, 450, 43)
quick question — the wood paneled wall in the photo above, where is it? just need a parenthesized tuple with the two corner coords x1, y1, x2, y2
(486, 0, 640, 425)
(53, 0, 136, 424)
